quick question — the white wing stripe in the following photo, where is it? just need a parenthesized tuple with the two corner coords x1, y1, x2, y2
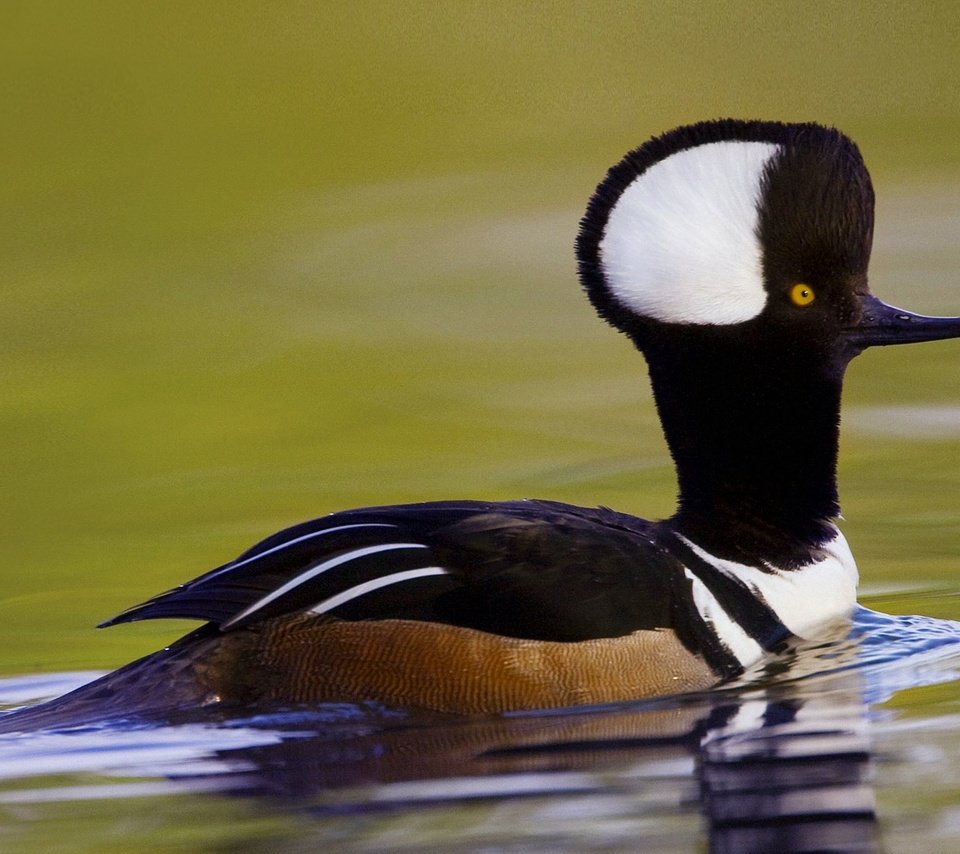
(308, 566, 448, 616)
(206, 523, 399, 582)
(222, 542, 429, 627)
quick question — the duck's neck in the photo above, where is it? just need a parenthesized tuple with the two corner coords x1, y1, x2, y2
(644, 333, 844, 567)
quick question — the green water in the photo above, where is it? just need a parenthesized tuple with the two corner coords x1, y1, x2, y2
(3, 5, 960, 850)
(4, 2, 960, 674)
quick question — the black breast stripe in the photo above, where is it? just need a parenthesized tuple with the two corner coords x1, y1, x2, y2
(665, 533, 791, 653)
(668, 568, 744, 680)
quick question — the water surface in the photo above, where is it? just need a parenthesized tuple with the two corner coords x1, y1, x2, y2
(4, 178, 960, 851)
(3, 606, 960, 852)
(5, 6, 960, 851)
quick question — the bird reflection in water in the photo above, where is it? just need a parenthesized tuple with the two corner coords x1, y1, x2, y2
(182, 635, 880, 853)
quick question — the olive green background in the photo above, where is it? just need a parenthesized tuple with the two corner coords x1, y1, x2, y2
(3, 1, 960, 677)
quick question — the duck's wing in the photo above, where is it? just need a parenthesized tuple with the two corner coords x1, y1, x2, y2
(99, 499, 689, 643)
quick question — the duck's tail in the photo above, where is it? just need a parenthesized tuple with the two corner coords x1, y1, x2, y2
(0, 626, 229, 734)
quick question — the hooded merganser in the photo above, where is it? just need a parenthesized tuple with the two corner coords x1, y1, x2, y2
(79, 120, 960, 715)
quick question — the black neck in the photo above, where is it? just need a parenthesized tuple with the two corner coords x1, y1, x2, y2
(642, 328, 844, 567)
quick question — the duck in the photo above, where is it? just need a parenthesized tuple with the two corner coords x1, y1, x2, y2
(26, 120, 960, 720)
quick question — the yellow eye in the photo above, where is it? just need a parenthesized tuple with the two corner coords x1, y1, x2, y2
(789, 283, 816, 307)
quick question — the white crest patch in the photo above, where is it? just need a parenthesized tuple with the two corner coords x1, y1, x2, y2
(600, 140, 779, 325)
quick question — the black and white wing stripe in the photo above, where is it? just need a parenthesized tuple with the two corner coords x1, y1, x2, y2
(100, 511, 463, 630)
(99, 500, 687, 645)
(225, 540, 447, 628)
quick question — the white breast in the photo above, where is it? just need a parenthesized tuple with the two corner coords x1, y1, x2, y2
(678, 527, 859, 667)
